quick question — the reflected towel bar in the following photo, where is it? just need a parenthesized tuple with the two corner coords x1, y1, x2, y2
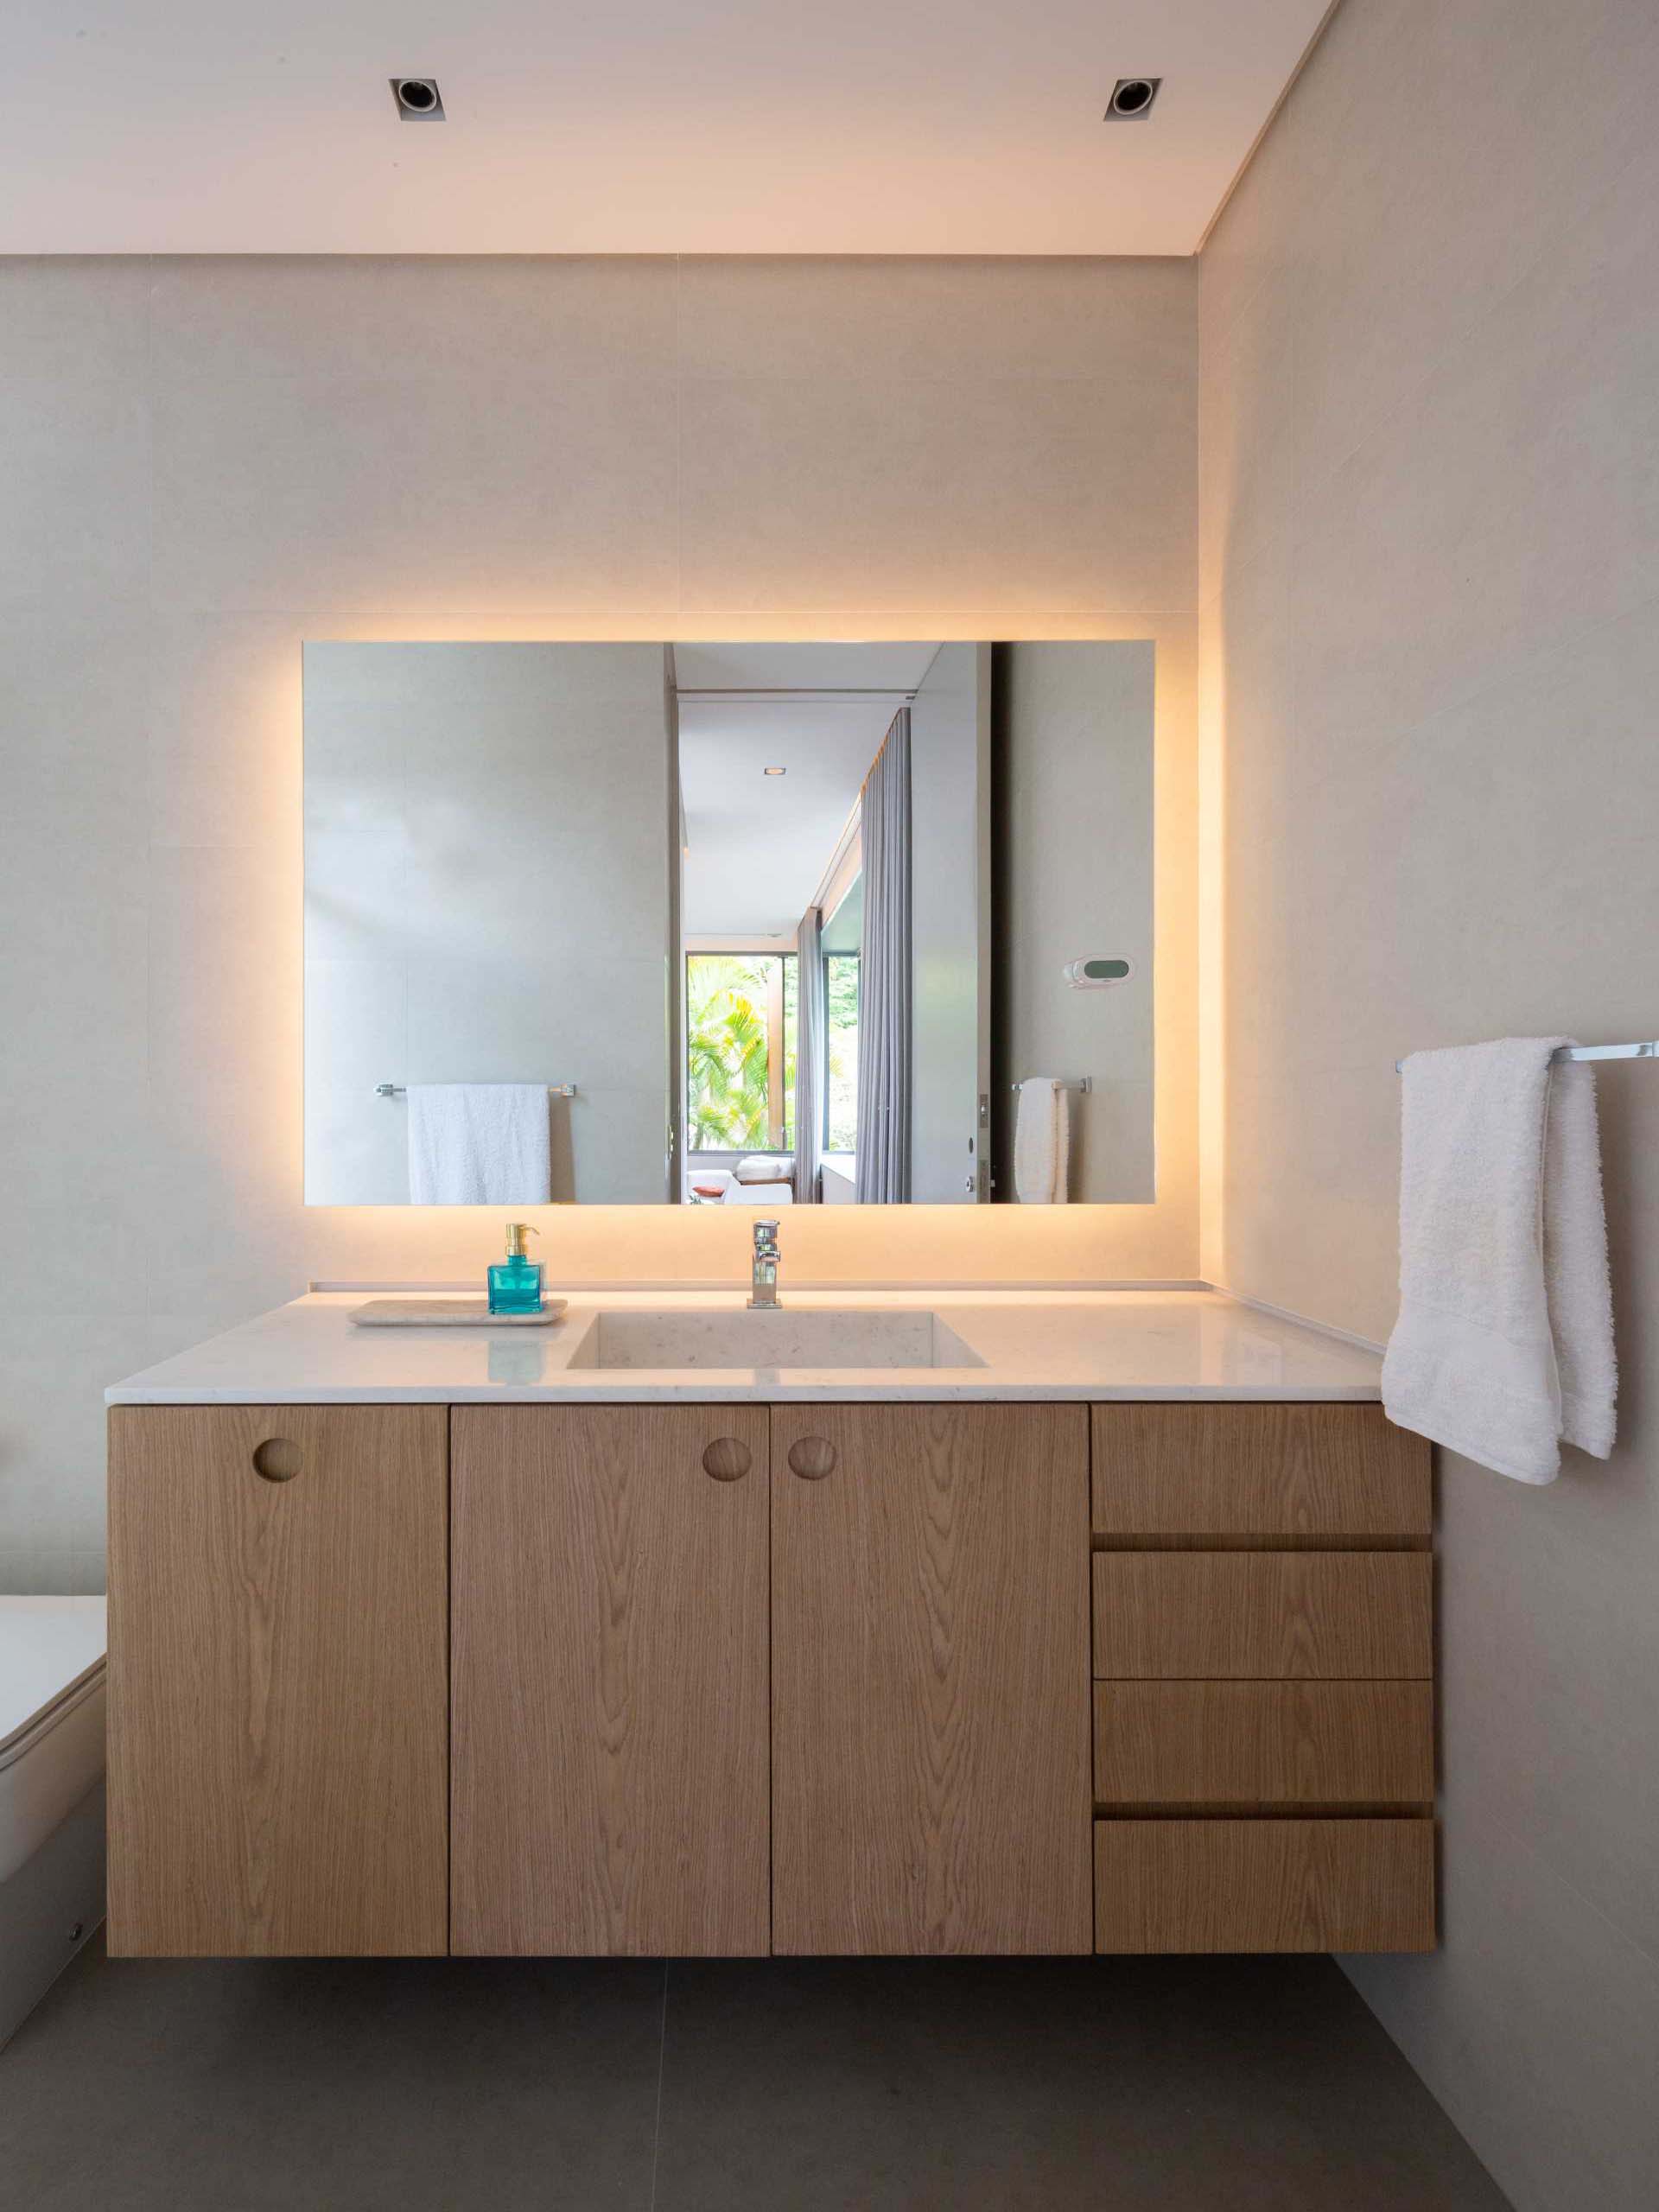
(1393, 1042, 1657, 1073)
(375, 1083, 579, 1097)
(1011, 1077, 1092, 1093)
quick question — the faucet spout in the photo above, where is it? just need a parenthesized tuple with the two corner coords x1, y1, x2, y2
(747, 1217, 782, 1310)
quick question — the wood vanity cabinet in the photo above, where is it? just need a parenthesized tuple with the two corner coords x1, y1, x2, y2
(770, 1404, 1093, 1955)
(449, 1405, 770, 1956)
(106, 1394, 1436, 1961)
(106, 1405, 448, 1957)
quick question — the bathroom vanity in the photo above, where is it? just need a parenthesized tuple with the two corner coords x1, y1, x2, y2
(104, 1293, 1434, 1961)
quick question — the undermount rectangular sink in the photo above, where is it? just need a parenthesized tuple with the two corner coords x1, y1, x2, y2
(571, 1308, 987, 1371)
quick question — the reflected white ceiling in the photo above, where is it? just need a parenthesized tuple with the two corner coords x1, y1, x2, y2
(6, 3, 1332, 254)
(674, 644, 941, 693)
(677, 643, 935, 936)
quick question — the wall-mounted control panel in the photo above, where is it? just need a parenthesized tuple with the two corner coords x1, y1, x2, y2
(1064, 957, 1134, 989)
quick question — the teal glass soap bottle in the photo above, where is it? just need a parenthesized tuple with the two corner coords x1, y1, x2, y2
(487, 1222, 543, 1316)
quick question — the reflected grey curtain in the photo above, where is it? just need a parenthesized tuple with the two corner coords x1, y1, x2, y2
(793, 904, 824, 1204)
(855, 709, 912, 1203)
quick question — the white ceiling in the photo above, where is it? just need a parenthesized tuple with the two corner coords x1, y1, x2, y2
(677, 643, 935, 936)
(6, 3, 1331, 255)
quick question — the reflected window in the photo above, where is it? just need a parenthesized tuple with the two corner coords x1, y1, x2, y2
(686, 951, 797, 1152)
(824, 952, 860, 1154)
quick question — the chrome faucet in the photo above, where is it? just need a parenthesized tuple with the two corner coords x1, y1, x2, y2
(747, 1217, 782, 1309)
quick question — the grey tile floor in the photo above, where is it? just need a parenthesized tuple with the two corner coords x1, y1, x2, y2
(1, 1936, 1510, 2211)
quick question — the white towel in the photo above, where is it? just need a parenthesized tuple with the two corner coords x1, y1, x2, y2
(407, 1084, 551, 1206)
(1382, 1039, 1616, 1484)
(1014, 1079, 1071, 1205)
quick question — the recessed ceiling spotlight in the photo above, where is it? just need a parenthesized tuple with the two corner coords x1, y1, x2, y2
(391, 77, 445, 120)
(1104, 76, 1161, 121)
(764, 766, 787, 776)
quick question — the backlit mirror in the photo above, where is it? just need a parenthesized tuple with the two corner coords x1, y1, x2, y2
(302, 639, 1153, 1205)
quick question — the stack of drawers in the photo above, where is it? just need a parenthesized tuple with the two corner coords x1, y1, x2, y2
(1090, 1403, 1436, 1954)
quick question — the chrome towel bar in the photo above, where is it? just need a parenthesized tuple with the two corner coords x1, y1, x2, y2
(1394, 1042, 1656, 1073)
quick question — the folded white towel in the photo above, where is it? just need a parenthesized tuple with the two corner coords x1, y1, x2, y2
(1382, 1039, 1616, 1484)
(1014, 1078, 1071, 1205)
(407, 1084, 551, 1206)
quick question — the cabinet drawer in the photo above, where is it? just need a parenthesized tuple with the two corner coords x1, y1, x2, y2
(1091, 1405, 1430, 1542)
(1092, 1552, 1432, 1679)
(1093, 1681, 1433, 1808)
(1094, 1818, 1435, 1953)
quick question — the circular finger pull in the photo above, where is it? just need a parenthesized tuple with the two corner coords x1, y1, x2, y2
(251, 1437, 303, 1483)
(787, 1436, 837, 1481)
(702, 1437, 753, 1482)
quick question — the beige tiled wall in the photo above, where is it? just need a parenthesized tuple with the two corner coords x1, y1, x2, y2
(0, 254, 1199, 1592)
(1199, 3, 1659, 2206)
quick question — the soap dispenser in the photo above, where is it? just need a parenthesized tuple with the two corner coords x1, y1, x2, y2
(488, 1222, 543, 1317)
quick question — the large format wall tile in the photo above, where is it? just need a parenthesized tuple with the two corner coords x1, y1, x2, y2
(0, 610, 152, 1327)
(148, 257, 681, 389)
(152, 365, 682, 613)
(1290, 143, 1659, 753)
(1436, 1446, 1659, 1966)
(1198, 277, 1294, 610)
(1203, 5, 1659, 2207)
(1345, 1782, 1659, 2212)
(147, 844, 300, 1111)
(147, 613, 303, 850)
(679, 255, 1194, 385)
(0, 261, 153, 611)
(1288, 2, 1659, 498)
(0, 1317, 150, 1570)
(682, 374, 1193, 612)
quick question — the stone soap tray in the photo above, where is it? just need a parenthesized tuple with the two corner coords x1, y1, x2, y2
(349, 1298, 569, 1328)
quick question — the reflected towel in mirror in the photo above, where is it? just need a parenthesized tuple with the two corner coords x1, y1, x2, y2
(407, 1084, 552, 1206)
(1014, 1078, 1071, 1205)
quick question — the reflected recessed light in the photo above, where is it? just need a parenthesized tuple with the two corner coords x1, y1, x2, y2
(764, 766, 787, 776)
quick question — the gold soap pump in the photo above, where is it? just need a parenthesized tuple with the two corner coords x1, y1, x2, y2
(487, 1221, 543, 1317)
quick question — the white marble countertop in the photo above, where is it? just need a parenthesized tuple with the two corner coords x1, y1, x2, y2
(106, 1287, 1382, 1405)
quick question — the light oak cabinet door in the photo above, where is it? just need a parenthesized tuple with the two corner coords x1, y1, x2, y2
(107, 1405, 448, 1957)
(450, 1406, 770, 1955)
(771, 1404, 1091, 1955)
